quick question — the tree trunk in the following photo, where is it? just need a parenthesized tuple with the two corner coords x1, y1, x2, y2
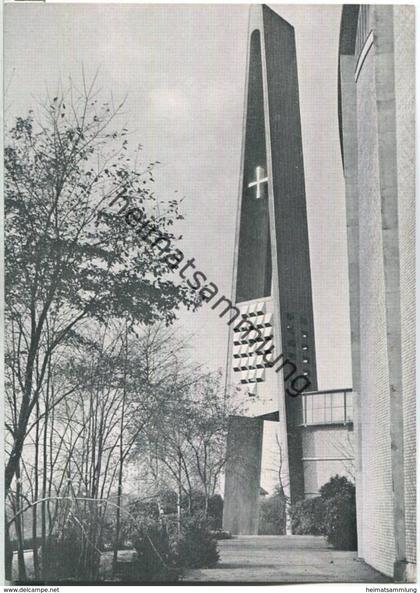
(112, 463, 123, 574)
(204, 490, 209, 519)
(5, 516, 13, 581)
(32, 399, 40, 579)
(41, 393, 48, 578)
(113, 325, 128, 573)
(177, 450, 182, 535)
(6, 427, 27, 495)
(15, 467, 27, 582)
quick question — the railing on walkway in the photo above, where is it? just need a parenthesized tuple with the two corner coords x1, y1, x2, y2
(297, 388, 353, 427)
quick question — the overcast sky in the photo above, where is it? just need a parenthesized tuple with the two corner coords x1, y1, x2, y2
(5, 3, 352, 390)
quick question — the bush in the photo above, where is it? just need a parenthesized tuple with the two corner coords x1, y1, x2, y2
(131, 519, 180, 582)
(321, 476, 357, 550)
(180, 491, 224, 529)
(320, 475, 355, 501)
(210, 529, 232, 540)
(41, 530, 100, 581)
(290, 496, 326, 536)
(122, 497, 221, 577)
(206, 494, 224, 530)
(289, 475, 357, 550)
(128, 489, 224, 531)
(259, 488, 287, 535)
(174, 514, 219, 569)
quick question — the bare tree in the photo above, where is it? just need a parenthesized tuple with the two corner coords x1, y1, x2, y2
(5, 74, 198, 496)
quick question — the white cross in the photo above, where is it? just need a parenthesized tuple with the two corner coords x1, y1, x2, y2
(248, 166, 268, 199)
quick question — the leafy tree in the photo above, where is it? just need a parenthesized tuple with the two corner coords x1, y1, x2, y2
(5, 76, 199, 495)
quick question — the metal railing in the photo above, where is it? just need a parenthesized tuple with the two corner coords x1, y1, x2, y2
(298, 388, 353, 427)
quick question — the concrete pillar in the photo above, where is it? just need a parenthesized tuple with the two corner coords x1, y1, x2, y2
(223, 416, 264, 535)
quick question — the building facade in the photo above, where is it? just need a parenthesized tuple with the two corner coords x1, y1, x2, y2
(223, 5, 354, 535)
(339, 5, 416, 581)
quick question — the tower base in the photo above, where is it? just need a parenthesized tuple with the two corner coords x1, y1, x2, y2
(223, 416, 264, 535)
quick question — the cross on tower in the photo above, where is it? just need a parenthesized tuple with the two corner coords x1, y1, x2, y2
(248, 165, 268, 199)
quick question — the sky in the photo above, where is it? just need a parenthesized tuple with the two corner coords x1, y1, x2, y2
(4, 3, 352, 390)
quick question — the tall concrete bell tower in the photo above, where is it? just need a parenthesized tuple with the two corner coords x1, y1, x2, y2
(223, 4, 318, 535)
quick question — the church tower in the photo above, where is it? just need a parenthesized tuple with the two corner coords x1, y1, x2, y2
(223, 5, 318, 534)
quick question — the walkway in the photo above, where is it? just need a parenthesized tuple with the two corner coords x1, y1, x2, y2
(184, 535, 391, 583)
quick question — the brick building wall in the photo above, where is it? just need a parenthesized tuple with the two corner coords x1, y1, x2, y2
(339, 5, 416, 581)
(357, 41, 395, 576)
(340, 47, 364, 557)
(393, 5, 416, 571)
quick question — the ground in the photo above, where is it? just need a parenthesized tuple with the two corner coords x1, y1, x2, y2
(11, 536, 392, 583)
(184, 535, 391, 583)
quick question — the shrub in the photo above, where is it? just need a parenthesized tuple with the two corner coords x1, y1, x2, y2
(321, 476, 357, 550)
(174, 514, 219, 569)
(289, 475, 357, 550)
(320, 475, 355, 501)
(210, 529, 232, 540)
(259, 488, 287, 535)
(207, 494, 224, 530)
(41, 530, 100, 581)
(180, 491, 224, 529)
(131, 513, 220, 577)
(131, 519, 180, 582)
(290, 496, 326, 536)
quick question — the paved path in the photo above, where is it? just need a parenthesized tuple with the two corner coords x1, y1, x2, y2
(184, 535, 391, 583)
